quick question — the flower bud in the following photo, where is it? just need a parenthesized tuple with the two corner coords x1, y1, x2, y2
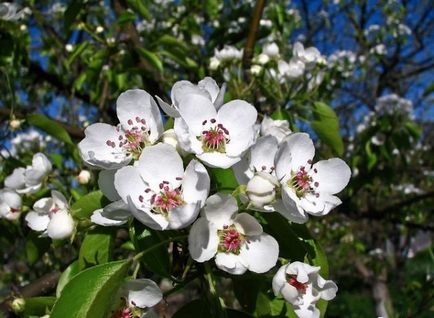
(77, 169, 91, 184)
(9, 119, 21, 130)
(250, 65, 262, 76)
(257, 53, 270, 65)
(47, 211, 74, 240)
(11, 298, 25, 313)
(209, 57, 220, 70)
(95, 25, 104, 33)
(246, 174, 276, 207)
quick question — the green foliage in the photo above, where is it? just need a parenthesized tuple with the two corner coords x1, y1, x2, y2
(78, 228, 114, 270)
(70, 191, 108, 220)
(21, 297, 56, 318)
(26, 114, 73, 145)
(51, 260, 130, 318)
(56, 260, 80, 297)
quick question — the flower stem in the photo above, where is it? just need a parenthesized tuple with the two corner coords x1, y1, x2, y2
(204, 262, 227, 318)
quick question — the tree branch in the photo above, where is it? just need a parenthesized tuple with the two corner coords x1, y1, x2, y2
(242, 0, 266, 70)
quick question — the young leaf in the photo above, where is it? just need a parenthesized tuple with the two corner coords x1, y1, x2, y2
(311, 102, 344, 156)
(26, 114, 73, 145)
(78, 228, 114, 270)
(70, 190, 107, 219)
(50, 260, 130, 318)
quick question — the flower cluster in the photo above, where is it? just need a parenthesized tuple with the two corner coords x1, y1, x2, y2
(76, 76, 350, 316)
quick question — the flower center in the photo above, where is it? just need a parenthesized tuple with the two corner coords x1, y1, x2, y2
(287, 275, 308, 294)
(105, 117, 151, 159)
(10, 207, 20, 213)
(287, 163, 319, 198)
(111, 308, 133, 318)
(138, 180, 185, 216)
(200, 119, 230, 153)
(217, 225, 246, 254)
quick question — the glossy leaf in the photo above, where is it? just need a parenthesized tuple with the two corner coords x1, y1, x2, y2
(51, 260, 130, 318)
(56, 260, 80, 297)
(70, 191, 108, 219)
(22, 297, 56, 318)
(79, 228, 114, 270)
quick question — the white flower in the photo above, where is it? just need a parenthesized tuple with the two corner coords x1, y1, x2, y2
(0, 189, 22, 221)
(209, 57, 221, 70)
(25, 190, 74, 240)
(78, 89, 164, 170)
(9, 119, 22, 130)
(250, 64, 262, 75)
(260, 116, 292, 142)
(188, 193, 279, 275)
(272, 261, 338, 318)
(0, 3, 30, 21)
(95, 25, 104, 33)
(5, 153, 52, 194)
(77, 170, 91, 184)
(278, 59, 305, 79)
(65, 44, 74, 52)
(174, 94, 257, 168)
(214, 46, 243, 62)
(263, 43, 279, 58)
(114, 143, 210, 230)
(91, 170, 131, 227)
(233, 135, 280, 211)
(293, 42, 322, 66)
(257, 53, 270, 65)
(155, 77, 226, 118)
(275, 133, 351, 223)
(112, 279, 162, 317)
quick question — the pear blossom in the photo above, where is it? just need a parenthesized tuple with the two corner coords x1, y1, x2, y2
(77, 170, 91, 184)
(233, 135, 280, 211)
(0, 189, 22, 220)
(114, 143, 210, 230)
(78, 89, 164, 170)
(214, 45, 243, 62)
(111, 279, 162, 318)
(25, 190, 75, 240)
(278, 59, 305, 80)
(275, 133, 351, 223)
(155, 77, 226, 118)
(250, 64, 262, 76)
(272, 262, 338, 318)
(263, 43, 279, 58)
(260, 116, 292, 142)
(174, 94, 257, 168)
(188, 193, 279, 275)
(0, 3, 31, 21)
(293, 42, 322, 67)
(5, 153, 52, 194)
(91, 170, 131, 226)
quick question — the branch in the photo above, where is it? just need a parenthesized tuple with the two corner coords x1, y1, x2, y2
(242, 0, 266, 70)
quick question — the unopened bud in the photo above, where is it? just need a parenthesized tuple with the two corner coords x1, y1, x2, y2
(9, 119, 22, 130)
(47, 211, 75, 240)
(246, 174, 277, 207)
(11, 298, 25, 313)
(77, 170, 91, 184)
(96, 25, 104, 33)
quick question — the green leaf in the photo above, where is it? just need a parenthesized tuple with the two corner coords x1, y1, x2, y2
(209, 168, 239, 192)
(70, 191, 108, 219)
(26, 114, 73, 145)
(310, 102, 344, 156)
(116, 10, 136, 25)
(56, 261, 80, 297)
(65, 42, 89, 68)
(51, 260, 130, 318)
(22, 297, 56, 318)
(233, 274, 267, 313)
(25, 233, 50, 265)
(64, 0, 84, 32)
(79, 228, 114, 270)
(130, 222, 171, 277)
(136, 48, 163, 72)
(126, 0, 150, 19)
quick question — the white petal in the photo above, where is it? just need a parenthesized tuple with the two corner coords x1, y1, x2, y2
(225, 126, 256, 157)
(78, 123, 131, 169)
(214, 82, 226, 109)
(167, 202, 200, 229)
(233, 213, 263, 236)
(171, 80, 211, 107)
(0, 189, 21, 209)
(33, 198, 53, 214)
(239, 233, 279, 273)
(116, 89, 164, 143)
(317, 276, 338, 301)
(203, 193, 238, 228)
(182, 159, 210, 206)
(137, 143, 184, 188)
(155, 95, 180, 118)
(173, 117, 196, 153)
(310, 158, 351, 194)
(114, 166, 146, 209)
(299, 193, 325, 214)
(250, 135, 279, 172)
(127, 197, 169, 230)
(280, 284, 299, 304)
(217, 100, 257, 138)
(198, 77, 220, 103)
(197, 152, 240, 169)
(31, 153, 52, 175)
(47, 211, 74, 240)
(319, 194, 342, 216)
(275, 133, 314, 180)
(91, 209, 126, 226)
(52, 190, 68, 210)
(272, 264, 288, 296)
(124, 279, 162, 308)
(25, 211, 50, 231)
(178, 94, 217, 136)
(98, 170, 121, 201)
(24, 167, 45, 186)
(4, 167, 26, 189)
(215, 252, 248, 275)
(278, 187, 309, 223)
(188, 217, 219, 262)
(91, 201, 131, 226)
(294, 305, 320, 318)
